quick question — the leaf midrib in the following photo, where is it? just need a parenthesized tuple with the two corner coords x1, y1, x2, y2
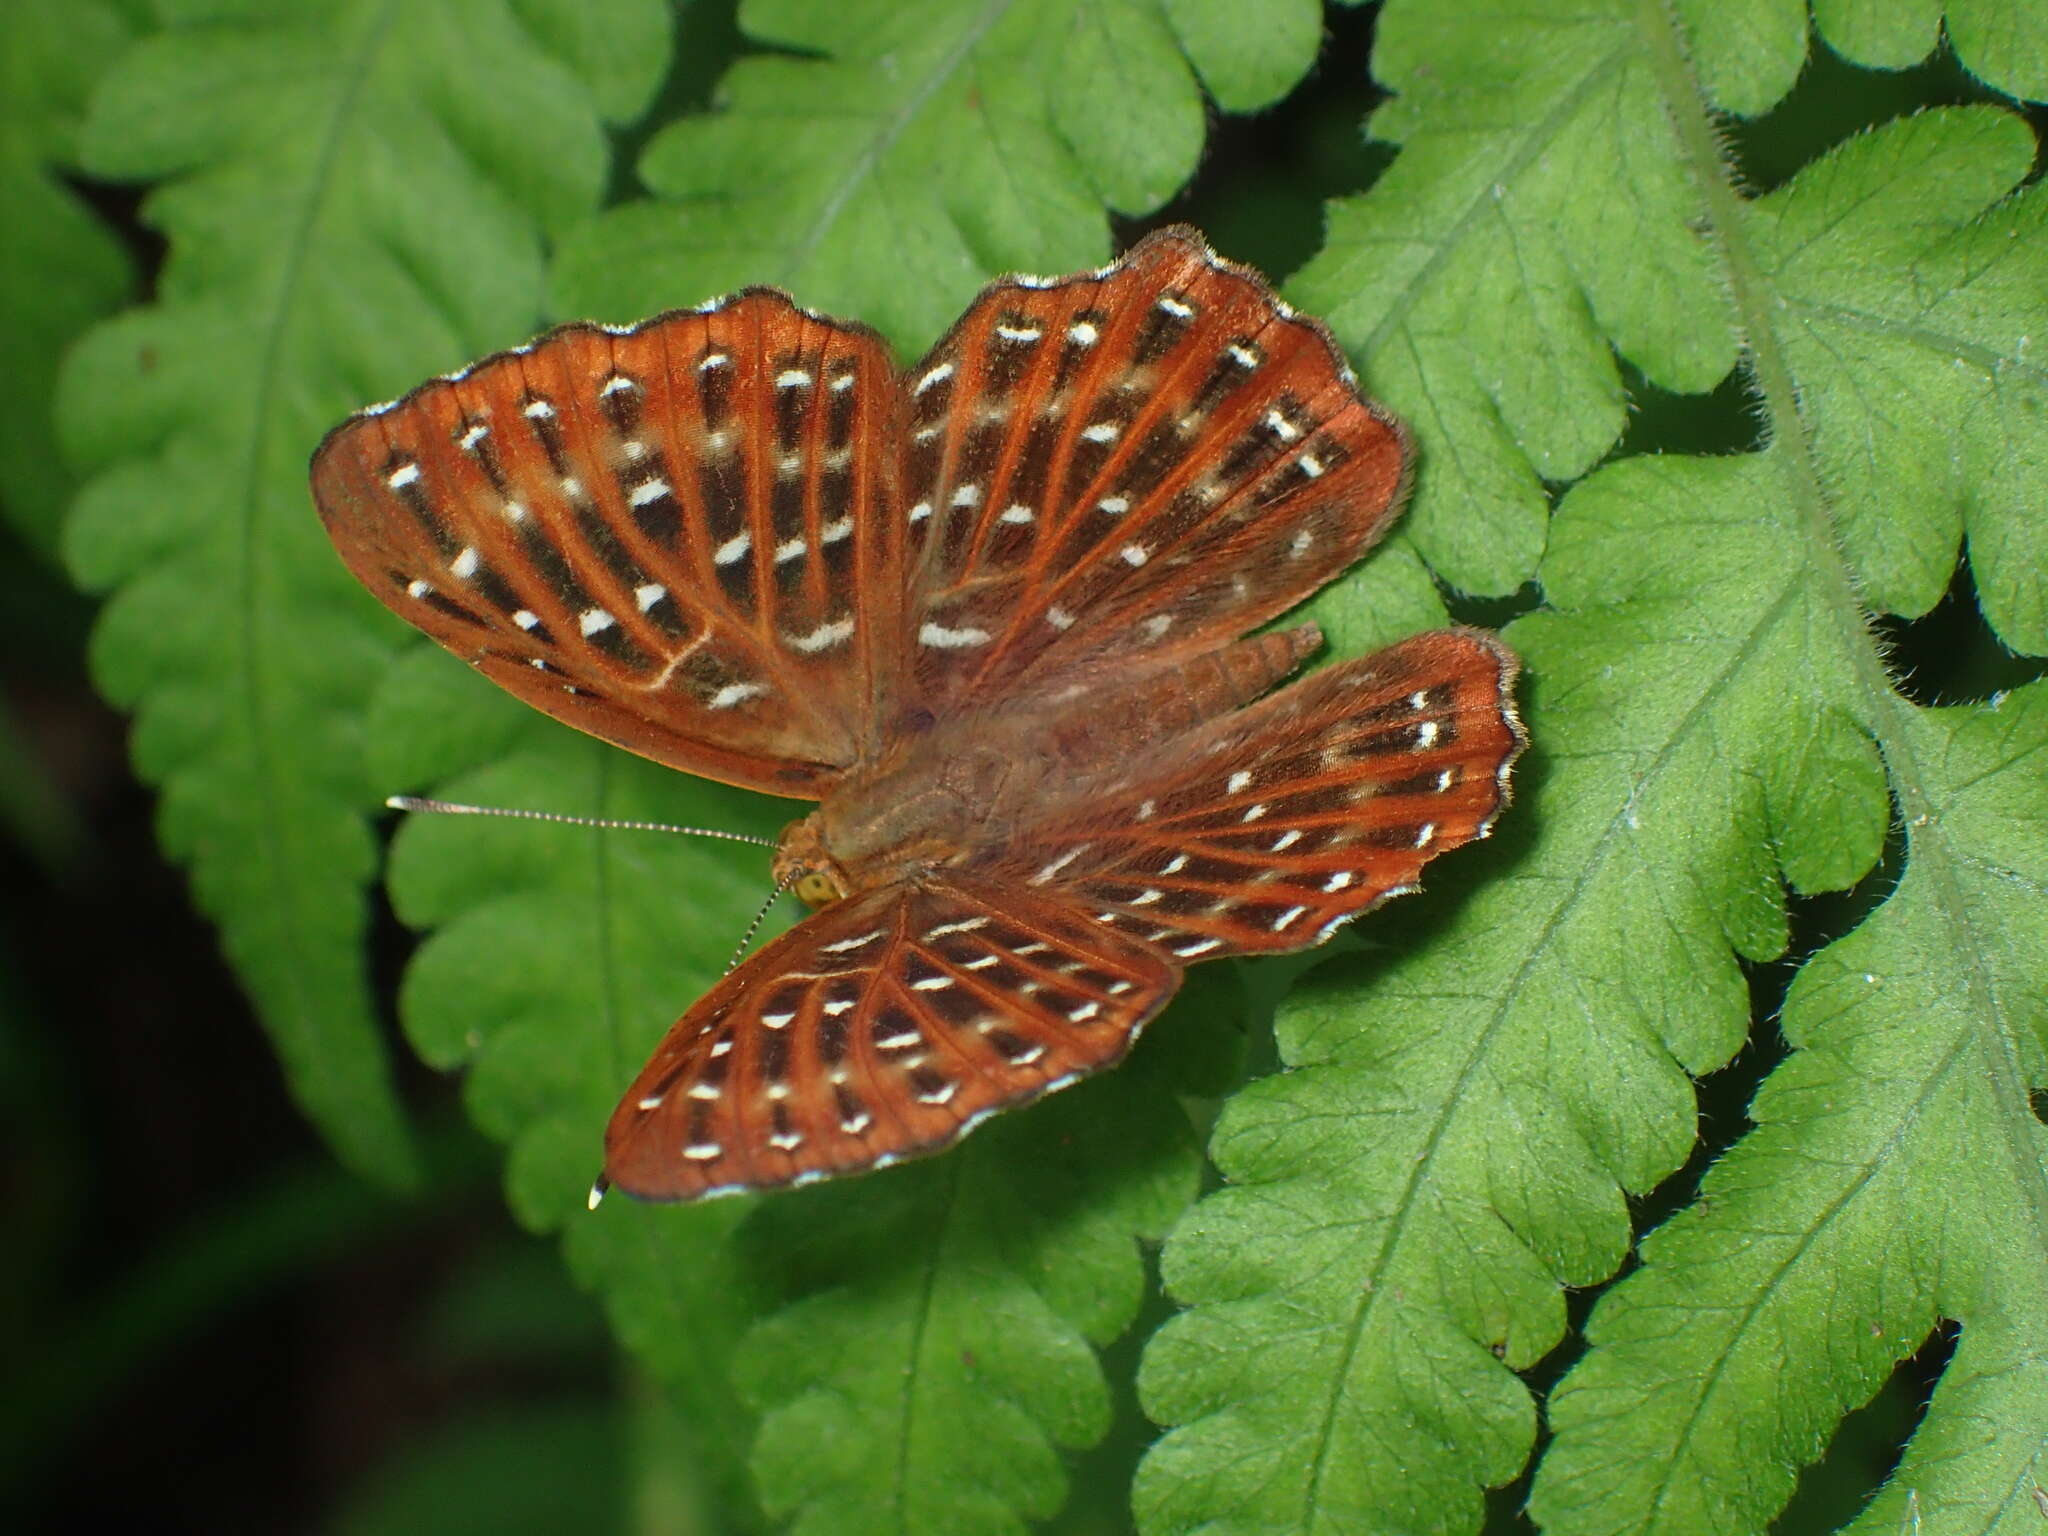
(772, 0, 1016, 291)
(231, 0, 400, 1165)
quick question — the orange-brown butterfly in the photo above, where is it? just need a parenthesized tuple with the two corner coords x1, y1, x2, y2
(311, 228, 1524, 1203)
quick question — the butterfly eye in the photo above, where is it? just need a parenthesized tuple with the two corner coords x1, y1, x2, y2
(794, 871, 844, 907)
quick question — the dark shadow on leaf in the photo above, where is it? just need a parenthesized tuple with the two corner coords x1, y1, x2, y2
(1878, 558, 2048, 708)
(1770, 1319, 1955, 1535)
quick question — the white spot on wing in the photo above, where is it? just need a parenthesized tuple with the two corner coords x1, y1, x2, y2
(630, 478, 670, 507)
(449, 546, 479, 579)
(386, 462, 421, 490)
(578, 608, 615, 636)
(787, 617, 855, 653)
(776, 368, 812, 388)
(714, 533, 751, 565)
(919, 620, 990, 648)
(1030, 846, 1086, 885)
(915, 362, 954, 394)
(822, 929, 885, 954)
(708, 682, 765, 709)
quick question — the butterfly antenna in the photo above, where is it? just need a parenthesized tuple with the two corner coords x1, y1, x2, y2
(386, 795, 778, 849)
(727, 869, 798, 975)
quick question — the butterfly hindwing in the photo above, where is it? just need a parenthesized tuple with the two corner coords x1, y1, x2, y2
(312, 294, 904, 798)
(976, 630, 1524, 959)
(603, 875, 1179, 1201)
(897, 227, 1411, 719)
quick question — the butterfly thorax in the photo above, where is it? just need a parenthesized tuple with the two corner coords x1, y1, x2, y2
(775, 624, 1326, 908)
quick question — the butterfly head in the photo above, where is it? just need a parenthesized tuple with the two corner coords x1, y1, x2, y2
(772, 815, 851, 908)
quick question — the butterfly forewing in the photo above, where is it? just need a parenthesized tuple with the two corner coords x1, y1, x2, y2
(898, 228, 1410, 715)
(311, 294, 904, 798)
(980, 630, 1523, 958)
(603, 877, 1177, 1201)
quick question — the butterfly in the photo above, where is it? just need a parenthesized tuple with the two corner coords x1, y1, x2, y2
(310, 227, 1525, 1203)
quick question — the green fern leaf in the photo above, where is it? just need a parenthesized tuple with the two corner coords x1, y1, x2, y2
(1525, 101, 2048, 1536)
(733, 1034, 1201, 1536)
(56, 0, 668, 1186)
(0, 0, 137, 554)
(1286, 0, 1762, 598)
(1815, 0, 2048, 101)
(550, 0, 1319, 355)
(1536, 683, 2048, 1534)
(1137, 15, 2044, 1536)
